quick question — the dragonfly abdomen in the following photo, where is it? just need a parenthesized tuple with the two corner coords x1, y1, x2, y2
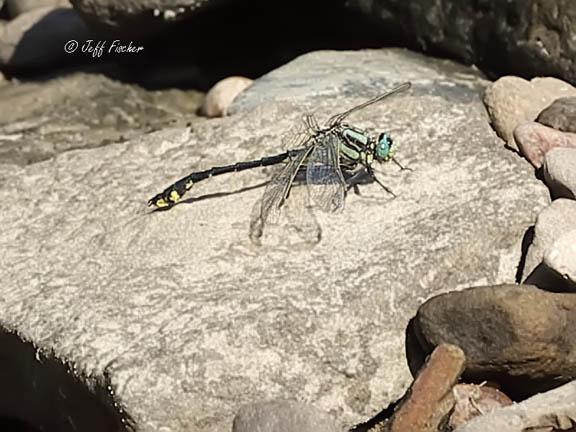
(148, 151, 292, 209)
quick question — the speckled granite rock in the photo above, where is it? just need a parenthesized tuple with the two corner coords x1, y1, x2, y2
(232, 401, 342, 432)
(0, 49, 549, 432)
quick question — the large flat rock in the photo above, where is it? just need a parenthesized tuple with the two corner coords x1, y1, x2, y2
(0, 49, 549, 431)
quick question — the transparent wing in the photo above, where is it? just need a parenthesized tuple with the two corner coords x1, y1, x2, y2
(282, 182, 322, 246)
(249, 143, 315, 243)
(306, 132, 346, 213)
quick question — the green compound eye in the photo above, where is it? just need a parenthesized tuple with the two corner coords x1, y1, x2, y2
(376, 133, 393, 160)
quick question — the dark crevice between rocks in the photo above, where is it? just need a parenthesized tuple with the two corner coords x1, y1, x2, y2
(0, 325, 135, 432)
(516, 225, 535, 284)
(348, 398, 399, 432)
(118, 0, 400, 90)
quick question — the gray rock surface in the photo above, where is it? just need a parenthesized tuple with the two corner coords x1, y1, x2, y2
(0, 49, 549, 432)
(537, 96, 576, 133)
(70, 0, 221, 35)
(523, 198, 576, 288)
(232, 400, 342, 432)
(0, 6, 93, 71)
(0, 72, 202, 165)
(544, 229, 576, 289)
(5, 0, 70, 17)
(454, 380, 576, 432)
(411, 284, 576, 398)
(347, 0, 576, 86)
(483, 76, 576, 151)
(543, 147, 576, 199)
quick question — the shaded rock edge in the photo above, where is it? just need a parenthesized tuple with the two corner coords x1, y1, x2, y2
(0, 324, 135, 432)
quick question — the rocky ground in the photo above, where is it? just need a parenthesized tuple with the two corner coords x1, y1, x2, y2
(1, 1, 576, 432)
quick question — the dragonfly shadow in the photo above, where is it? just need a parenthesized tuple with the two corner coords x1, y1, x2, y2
(178, 180, 269, 205)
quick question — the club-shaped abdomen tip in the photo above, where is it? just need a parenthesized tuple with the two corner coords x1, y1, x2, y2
(149, 189, 180, 209)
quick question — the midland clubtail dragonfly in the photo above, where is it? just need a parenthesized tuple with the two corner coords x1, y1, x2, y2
(148, 82, 411, 242)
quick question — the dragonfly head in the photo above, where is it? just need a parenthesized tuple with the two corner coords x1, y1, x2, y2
(374, 132, 395, 162)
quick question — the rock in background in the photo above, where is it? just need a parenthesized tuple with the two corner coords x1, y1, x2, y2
(0, 72, 202, 165)
(0, 49, 549, 431)
(0, 6, 93, 71)
(5, 0, 71, 18)
(346, 0, 576, 86)
(70, 0, 229, 35)
(409, 284, 576, 398)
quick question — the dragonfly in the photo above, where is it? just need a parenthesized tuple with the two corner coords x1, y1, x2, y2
(148, 82, 411, 242)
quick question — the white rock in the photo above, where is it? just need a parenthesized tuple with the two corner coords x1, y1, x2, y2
(200, 76, 252, 118)
(544, 229, 576, 287)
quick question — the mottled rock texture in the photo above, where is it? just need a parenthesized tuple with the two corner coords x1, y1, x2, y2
(0, 73, 201, 165)
(347, 0, 576, 86)
(0, 50, 549, 431)
(410, 284, 576, 398)
(232, 401, 342, 432)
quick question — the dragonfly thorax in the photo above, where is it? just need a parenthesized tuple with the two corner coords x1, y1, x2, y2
(337, 125, 394, 166)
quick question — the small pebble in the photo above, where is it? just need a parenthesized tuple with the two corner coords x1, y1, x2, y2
(513, 121, 576, 168)
(543, 147, 576, 199)
(449, 383, 513, 430)
(537, 96, 576, 133)
(544, 229, 576, 289)
(484, 76, 576, 150)
(200, 76, 253, 118)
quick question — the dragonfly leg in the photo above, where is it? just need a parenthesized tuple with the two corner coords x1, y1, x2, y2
(373, 176, 397, 198)
(345, 169, 370, 194)
(366, 166, 397, 198)
(392, 157, 412, 171)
